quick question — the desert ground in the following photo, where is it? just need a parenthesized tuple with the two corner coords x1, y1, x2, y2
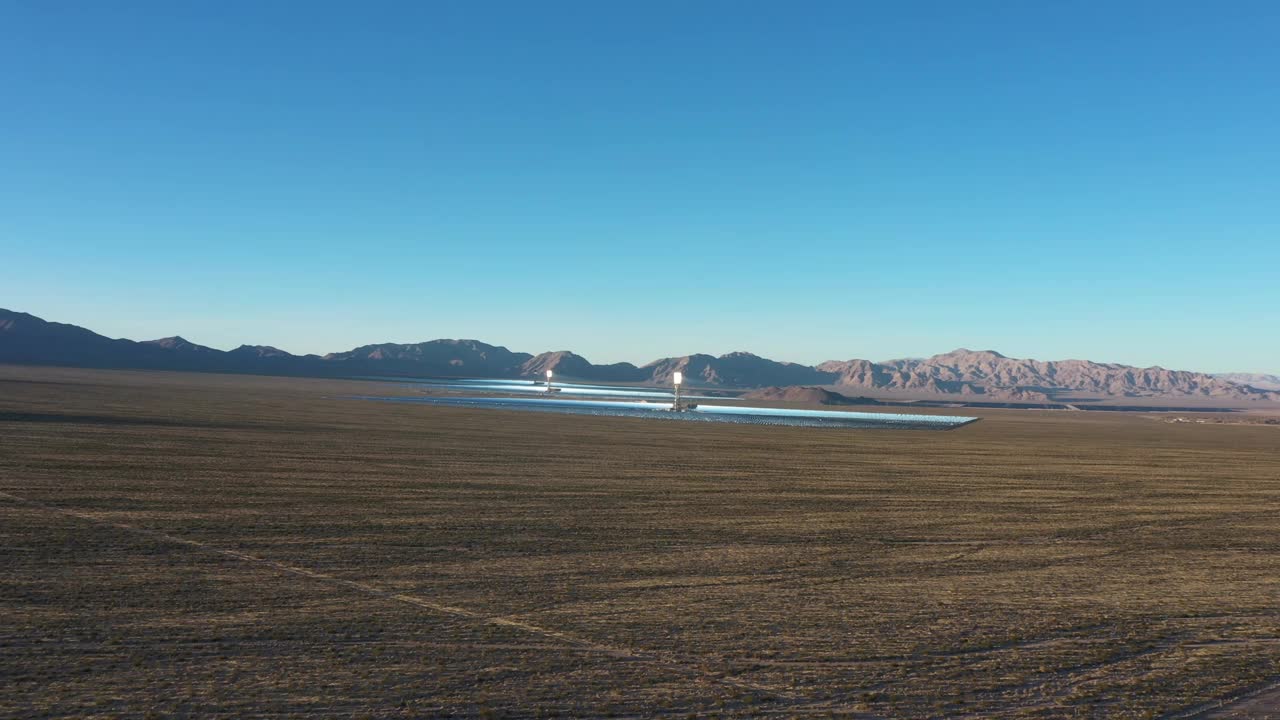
(2, 365, 1278, 718)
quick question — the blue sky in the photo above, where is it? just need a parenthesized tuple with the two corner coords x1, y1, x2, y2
(2, 2, 1277, 372)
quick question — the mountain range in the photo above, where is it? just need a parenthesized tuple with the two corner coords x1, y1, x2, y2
(1214, 372, 1280, 392)
(1, 308, 1276, 402)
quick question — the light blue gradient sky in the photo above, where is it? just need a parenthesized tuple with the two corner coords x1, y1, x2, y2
(2, 2, 1277, 372)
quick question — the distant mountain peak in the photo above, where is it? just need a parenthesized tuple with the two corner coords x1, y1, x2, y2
(939, 348, 1007, 359)
(230, 344, 293, 358)
(0, 308, 40, 330)
(143, 336, 217, 352)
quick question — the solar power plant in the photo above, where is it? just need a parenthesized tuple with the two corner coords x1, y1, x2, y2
(362, 376, 726, 400)
(363, 394, 980, 430)
(358, 377, 977, 430)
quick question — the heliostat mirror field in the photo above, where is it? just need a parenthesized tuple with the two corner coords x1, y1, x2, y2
(360, 378, 978, 430)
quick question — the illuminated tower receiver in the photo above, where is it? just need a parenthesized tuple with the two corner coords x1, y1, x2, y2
(544, 369, 560, 393)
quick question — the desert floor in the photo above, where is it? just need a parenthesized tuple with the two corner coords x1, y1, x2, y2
(2, 365, 1278, 718)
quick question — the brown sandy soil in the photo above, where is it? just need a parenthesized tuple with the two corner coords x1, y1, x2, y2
(1207, 683, 1280, 718)
(1, 364, 1278, 718)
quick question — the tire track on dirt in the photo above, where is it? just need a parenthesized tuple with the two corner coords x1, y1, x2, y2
(0, 491, 799, 702)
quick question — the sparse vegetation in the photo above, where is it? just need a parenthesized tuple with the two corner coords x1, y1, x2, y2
(2, 365, 1278, 718)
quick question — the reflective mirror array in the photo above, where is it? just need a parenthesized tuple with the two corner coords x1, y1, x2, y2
(358, 387, 979, 431)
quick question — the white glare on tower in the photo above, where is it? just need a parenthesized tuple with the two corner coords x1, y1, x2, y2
(673, 371, 683, 410)
(545, 369, 553, 391)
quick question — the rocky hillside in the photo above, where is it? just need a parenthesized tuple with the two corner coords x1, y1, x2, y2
(834, 349, 1264, 400)
(1216, 373, 1280, 391)
(741, 386, 860, 405)
(2, 308, 1275, 402)
(322, 339, 531, 377)
(520, 351, 644, 382)
(643, 351, 829, 388)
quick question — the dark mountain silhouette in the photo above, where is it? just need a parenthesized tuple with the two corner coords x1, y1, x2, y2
(1, 308, 1276, 402)
(142, 336, 219, 353)
(0, 309, 172, 369)
(322, 340, 531, 378)
(643, 351, 829, 388)
(229, 344, 294, 359)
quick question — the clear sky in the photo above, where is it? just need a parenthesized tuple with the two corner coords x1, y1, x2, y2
(2, 2, 1277, 372)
